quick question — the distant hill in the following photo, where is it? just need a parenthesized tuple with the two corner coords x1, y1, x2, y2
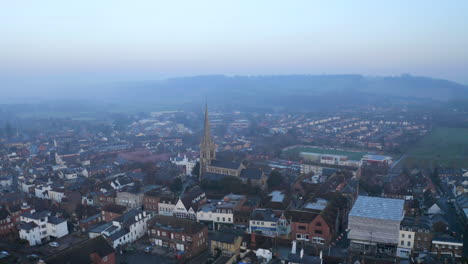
(107, 74, 468, 110)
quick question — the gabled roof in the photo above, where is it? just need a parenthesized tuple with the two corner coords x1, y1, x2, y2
(48, 216, 66, 225)
(286, 210, 319, 223)
(21, 210, 50, 220)
(113, 209, 144, 228)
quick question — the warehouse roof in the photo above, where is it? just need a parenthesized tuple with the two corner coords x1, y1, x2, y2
(349, 196, 404, 221)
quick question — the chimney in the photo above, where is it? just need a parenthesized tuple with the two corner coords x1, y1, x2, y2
(291, 240, 297, 254)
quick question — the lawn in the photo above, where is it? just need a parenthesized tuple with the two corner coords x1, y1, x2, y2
(283, 146, 367, 160)
(405, 127, 468, 168)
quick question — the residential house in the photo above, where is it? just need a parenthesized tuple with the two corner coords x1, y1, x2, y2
(89, 209, 150, 248)
(209, 228, 243, 257)
(18, 210, 68, 246)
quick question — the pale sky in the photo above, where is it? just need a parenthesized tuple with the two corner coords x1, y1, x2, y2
(1, 0, 467, 91)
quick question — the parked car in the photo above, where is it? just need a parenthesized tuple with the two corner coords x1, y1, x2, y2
(27, 254, 39, 260)
(49, 242, 60, 248)
(0, 251, 8, 256)
(144, 246, 152, 254)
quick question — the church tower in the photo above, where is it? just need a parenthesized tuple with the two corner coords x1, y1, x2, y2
(199, 104, 216, 181)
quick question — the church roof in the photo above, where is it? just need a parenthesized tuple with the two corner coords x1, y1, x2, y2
(210, 159, 242, 170)
(203, 172, 230, 181)
(241, 168, 263, 180)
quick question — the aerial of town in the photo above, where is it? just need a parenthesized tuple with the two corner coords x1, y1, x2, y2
(2, 1, 468, 264)
(0, 99, 466, 264)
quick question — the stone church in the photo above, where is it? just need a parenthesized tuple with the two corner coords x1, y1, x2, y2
(199, 105, 267, 189)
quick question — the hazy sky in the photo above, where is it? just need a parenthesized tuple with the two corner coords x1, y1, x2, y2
(1, 0, 467, 93)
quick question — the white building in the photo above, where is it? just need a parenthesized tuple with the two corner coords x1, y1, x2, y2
(158, 199, 176, 216)
(397, 228, 415, 258)
(197, 194, 245, 229)
(171, 154, 198, 176)
(249, 209, 278, 237)
(88, 209, 150, 248)
(116, 191, 144, 209)
(18, 210, 68, 246)
(34, 185, 52, 199)
(48, 188, 66, 203)
(0, 176, 13, 188)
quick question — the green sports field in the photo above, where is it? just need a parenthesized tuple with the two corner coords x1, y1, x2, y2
(405, 127, 468, 168)
(283, 146, 367, 160)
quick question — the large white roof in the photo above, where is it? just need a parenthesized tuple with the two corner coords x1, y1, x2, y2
(350, 195, 404, 221)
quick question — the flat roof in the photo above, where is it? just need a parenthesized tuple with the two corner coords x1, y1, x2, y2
(349, 196, 404, 221)
(362, 155, 392, 161)
(269, 191, 285, 203)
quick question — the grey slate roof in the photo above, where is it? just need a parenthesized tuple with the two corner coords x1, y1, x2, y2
(210, 160, 242, 170)
(22, 210, 50, 220)
(48, 216, 66, 225)
(241, 168, 263, 180)
(251, 209, 277, 222)
(19, 221, 38, 230)
(349, 195, 404, 221)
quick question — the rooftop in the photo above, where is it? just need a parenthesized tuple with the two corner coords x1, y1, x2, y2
(349, 196, 404, 221)
(268, 191, 285, 203)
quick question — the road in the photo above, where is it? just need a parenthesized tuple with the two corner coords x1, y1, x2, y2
(116, 252, 176, 264)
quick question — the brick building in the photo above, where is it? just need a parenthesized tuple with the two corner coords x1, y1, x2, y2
(286, 210, 332, 245)
(101, 204, 126, 222)
(148, 215, 208, 260)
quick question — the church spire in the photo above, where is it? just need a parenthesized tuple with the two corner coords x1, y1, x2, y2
(199, 104, 216, 181)
(202, 103, 212, 143)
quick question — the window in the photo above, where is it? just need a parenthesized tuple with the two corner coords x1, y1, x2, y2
(408, 234, 412, 239)
(315, 230, 322, 234)
(298, 225, 306, 230)
(316, 222, 322, 226)
(401, 241, 404, 246)
(401, 234, 405, 238)
(407, 241, 411, 247)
